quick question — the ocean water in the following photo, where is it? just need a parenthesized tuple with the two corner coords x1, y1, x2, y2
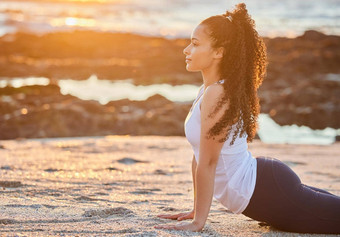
(0, 0, 339, 38)
(2, 74, 340, 103)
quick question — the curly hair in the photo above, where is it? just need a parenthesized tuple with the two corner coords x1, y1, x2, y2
(200, 3, 267, 145)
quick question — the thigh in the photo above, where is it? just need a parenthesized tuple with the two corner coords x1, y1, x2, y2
(244, 157, 340, 234)
(271, 159, 340, 219)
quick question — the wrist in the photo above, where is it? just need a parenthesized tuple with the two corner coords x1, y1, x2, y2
(192, 219, 205, 229)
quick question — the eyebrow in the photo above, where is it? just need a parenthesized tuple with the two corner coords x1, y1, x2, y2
(191, 37, 199, 41)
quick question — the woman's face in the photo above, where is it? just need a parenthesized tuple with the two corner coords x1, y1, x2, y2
(183, 24, 220, 72)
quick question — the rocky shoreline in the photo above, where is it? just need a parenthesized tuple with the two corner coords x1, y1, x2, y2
(0, 84, 191, 139)
(0, 30, 339, 139)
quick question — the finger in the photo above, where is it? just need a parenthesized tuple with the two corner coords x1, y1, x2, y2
(176, 222, 187, 227)
(177, 214, 192, 221)
(173, 223, 187, 230)
(177, 215, 188, 221)
(157, 213, 179, 218)
(157, 215, 177, 220)
(157, 213, 183, 219)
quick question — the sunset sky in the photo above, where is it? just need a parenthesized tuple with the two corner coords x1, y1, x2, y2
(1, 0, 339, 38)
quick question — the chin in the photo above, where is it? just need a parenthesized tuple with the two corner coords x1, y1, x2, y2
(186, 65, 200, 72)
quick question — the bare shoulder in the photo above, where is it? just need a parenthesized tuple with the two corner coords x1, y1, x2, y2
(201, 84, 226, 110)
(200, 83, 229, 135)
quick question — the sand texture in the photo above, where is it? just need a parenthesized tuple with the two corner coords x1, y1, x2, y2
(0, 136, 339, 236)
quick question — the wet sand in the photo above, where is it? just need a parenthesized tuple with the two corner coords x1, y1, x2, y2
(0, 136, 339, 236)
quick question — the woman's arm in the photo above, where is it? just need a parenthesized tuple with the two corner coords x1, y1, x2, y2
(155, 84, 227, 231)
(192, 155, 197, 212)
(192, 84, 227, 229)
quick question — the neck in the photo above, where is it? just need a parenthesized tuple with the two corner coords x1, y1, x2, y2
(201, 65, 220, 89)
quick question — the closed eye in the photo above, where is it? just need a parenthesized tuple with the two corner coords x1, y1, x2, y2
(191, 38, 199, 46)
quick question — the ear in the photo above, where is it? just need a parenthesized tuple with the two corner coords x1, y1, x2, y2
(214, 47, 224, 59)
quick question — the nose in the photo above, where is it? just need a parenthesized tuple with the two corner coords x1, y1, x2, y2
(183, 44, 190, 56)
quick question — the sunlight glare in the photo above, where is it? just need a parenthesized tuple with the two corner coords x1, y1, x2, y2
(58, 0, 121, 3)
(50, 17, 96, 27)
(65, 17, 96, 27)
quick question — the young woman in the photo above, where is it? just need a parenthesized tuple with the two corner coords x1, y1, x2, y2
(154, 3, 340, 234)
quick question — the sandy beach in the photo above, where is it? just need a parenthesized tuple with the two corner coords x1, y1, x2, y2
(0, 1, 339, 236)
(0, 136, 339, 236)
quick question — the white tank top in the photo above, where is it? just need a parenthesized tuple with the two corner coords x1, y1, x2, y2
(184, 80, 257, 214)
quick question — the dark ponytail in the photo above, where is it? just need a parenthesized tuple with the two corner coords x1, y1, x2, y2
(200, 3, 268, 145)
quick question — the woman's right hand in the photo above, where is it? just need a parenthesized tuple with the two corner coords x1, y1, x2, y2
(157, 209, 195, 221)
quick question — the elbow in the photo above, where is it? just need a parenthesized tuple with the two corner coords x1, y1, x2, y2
(207, 160, 218, 168)
(197, 155, 218, 169)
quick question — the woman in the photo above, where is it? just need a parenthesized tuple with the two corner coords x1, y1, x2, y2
(154, 3, 340, 234)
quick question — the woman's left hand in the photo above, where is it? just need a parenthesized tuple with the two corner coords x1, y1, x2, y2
(154, 221, 203, 232)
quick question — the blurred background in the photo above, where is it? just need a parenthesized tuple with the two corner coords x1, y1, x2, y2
(0, 0, 339, 144)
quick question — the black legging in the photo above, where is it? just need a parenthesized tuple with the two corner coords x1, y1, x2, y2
(242, 157, 340, 234)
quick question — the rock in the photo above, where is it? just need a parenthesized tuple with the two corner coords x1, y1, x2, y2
(153, 169, 168, 175)
(83, 207, 134, 217)
(0, 30, 199, 85)
(116, 157, 148, 165)
(0, 181, 23, 188)
(298, 30, 326, 41)
(106, 167, 121, 171)
(0, 219, 16, 225)
(0, 30, 339, 137)
(44, 168, 61, 172)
